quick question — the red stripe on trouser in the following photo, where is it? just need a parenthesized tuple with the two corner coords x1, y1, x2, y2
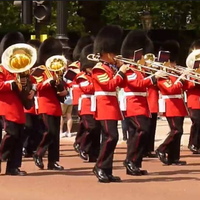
(160, 118, 178, 152)
(0, 135, 11, 159)
(98, 120, 110, 168)
(132, 116, 142, 162)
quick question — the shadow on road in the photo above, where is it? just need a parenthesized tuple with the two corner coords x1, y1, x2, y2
(122, 176, 200, 183)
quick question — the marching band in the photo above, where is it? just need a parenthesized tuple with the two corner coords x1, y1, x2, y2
(0, 25, 200, 183)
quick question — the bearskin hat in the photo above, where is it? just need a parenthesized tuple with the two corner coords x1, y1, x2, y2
(37, 37, 63, 65)
(189, 40, 200, 54)
(160, 40, 180, 62)
(73, 35, 94, 61)
(27, 39, 41, 51)
(121, 30, 154, 58)
(93, 25, 123, 55)
(80, 44, 96, 71)
(0, 32, 25, 61)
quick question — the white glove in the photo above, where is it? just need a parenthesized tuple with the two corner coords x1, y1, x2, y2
(155, 70, 168, 79)
(119, 64, 129, 73)
(183, 68, 193, 75)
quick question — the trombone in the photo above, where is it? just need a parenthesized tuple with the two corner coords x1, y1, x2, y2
(87, 54, 166, 78)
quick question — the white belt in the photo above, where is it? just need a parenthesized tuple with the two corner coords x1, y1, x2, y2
(34, 96, 39, 110)
(72, 85, 79, 88)
(78, 94, 95, 111)
(94, 91, 117, 96)
(120, 92, 147, 111)
(124, 92, 147, 97)
(89, 91, 117, 112)
(162, 94, 182, 99)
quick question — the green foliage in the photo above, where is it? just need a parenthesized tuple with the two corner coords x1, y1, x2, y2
(102, 1, 200, 30)
(0, 1, 86, 35)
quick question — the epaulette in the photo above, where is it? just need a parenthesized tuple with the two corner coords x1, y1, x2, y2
(76, 74, 87, 81)
(69, 61, 80, 69)
(92, 62, 106, 72)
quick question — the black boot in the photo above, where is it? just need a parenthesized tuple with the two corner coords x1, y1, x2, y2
(73, 142, 80, 153)
(93, 166, 110, 183)
(107, 174, 122, 182)
(155, 149, 168, 165)
(123, 160, 141, 176)
(47, 162, 64, 170)
(79, 150, 89, 161)
(33, 154, 44, 169)
(6, 168, 27, 176)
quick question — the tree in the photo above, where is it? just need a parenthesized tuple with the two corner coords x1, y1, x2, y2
(101, 1, 200, 31)
(0, 1, 86, 36)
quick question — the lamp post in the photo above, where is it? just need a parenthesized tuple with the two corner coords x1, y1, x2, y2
(140, 10, 153, 32)
(56, 1, 70, 58)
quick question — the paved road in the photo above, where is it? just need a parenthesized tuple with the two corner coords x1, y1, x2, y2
(1, 140, 200, 200)
(1, 117, 200, 200)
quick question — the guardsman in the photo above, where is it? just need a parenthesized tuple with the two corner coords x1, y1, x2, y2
(185, 40, 200, 154)
(0, 32, 36, 175)
(76, 44, 101, 162)
(156, 40, 187, 165)
(120, 30, 162, 175)
(92, 25, 128, 183)
(33, 37, 67, 170)
(23, 39, 43, 157)
(69, 36, 94, 153)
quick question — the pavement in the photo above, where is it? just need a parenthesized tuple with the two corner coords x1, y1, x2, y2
(1, 117, 200, 200)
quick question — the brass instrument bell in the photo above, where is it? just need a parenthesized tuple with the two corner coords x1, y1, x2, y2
(1, 43, 37, 73)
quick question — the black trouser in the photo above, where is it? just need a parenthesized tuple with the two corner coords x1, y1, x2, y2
(96, 120, 119, 175)
(188, 109, 200, 148)
(157, 117, 184, 162)
(0, 119, 24, 169)
(126, 115, 150, 168)
(23, 113, 43, 154)
(36, 114, 60, 163)
(145, 113, 158, 153)
(122, 118, 128, 140)
(80, 115, 101, 158)
(74, 105, 85, 145)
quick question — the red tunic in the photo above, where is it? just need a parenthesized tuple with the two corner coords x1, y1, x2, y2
(157, 76, 187, 117)
(37, 71, 62, 116)
(76, 73, 95, 116)
(0, 66, 25, 124)
(147, 85, 159, 113)
(71, 79, 83, 106)
(92, 62, 125, 120)
(122, 68, 153, 117)
(183, 80, 200, 109)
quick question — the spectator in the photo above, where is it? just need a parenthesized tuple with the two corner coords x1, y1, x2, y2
(60, 86, 73, 138)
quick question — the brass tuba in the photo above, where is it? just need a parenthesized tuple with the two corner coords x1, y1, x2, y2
(1, 43, 37, 109)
